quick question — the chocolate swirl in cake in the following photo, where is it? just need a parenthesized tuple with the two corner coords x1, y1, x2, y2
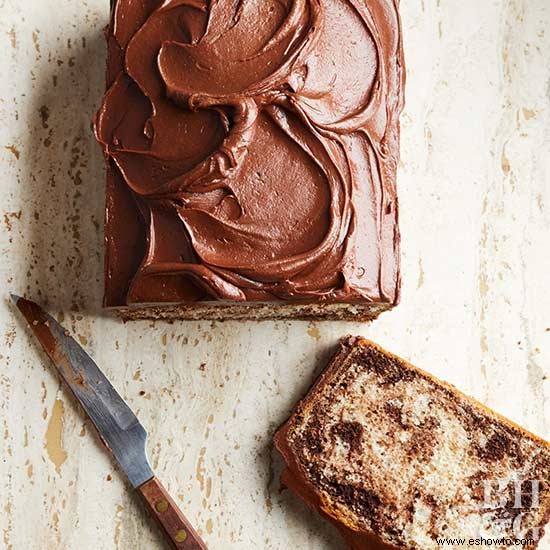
(95, 0, 404, 304)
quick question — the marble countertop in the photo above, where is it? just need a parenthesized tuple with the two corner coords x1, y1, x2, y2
(1, 0, 549, 548)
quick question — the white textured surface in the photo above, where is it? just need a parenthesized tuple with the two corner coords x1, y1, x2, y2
(1, 1, 549, 549)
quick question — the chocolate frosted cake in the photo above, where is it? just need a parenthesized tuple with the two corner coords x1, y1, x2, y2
(275, 338, 550, 549)
(95, 0, 405, 320)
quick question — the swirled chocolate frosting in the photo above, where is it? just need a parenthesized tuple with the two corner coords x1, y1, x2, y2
(95, 0, 405, 309)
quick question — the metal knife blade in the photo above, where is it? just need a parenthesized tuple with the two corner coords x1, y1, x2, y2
(11, 294, 154, 488)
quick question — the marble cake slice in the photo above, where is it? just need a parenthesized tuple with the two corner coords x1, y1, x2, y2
(94, 0, 405, 321)
(274, 337, 550, 549)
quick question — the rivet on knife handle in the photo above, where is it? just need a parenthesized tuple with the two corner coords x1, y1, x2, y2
(138, 477, 208, 550)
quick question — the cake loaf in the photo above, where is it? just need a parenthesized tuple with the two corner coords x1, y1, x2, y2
(275, 337, 550, 549)
(94, 0, 405, 320)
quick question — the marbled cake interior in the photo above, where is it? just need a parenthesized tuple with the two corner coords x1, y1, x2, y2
(283, 340, 550, 549)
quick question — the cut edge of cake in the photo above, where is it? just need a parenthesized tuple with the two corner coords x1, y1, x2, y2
(109, 301, 394, 322)
(274, 336, 550, 550)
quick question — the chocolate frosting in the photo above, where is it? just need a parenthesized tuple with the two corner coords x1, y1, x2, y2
(95, 0, 404, 305)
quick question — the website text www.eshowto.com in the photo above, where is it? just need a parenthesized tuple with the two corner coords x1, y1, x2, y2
(436, 537, 535, 547)
(434, 478, 544, 547)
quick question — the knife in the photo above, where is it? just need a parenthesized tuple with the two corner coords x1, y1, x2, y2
(11, 295, 207, 550)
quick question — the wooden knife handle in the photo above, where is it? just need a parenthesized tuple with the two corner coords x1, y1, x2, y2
(137, 477, 207, 550)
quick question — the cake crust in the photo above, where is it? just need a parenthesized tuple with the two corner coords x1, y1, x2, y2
(274, 337, 550, 549)
(95, 0, 405, 320)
